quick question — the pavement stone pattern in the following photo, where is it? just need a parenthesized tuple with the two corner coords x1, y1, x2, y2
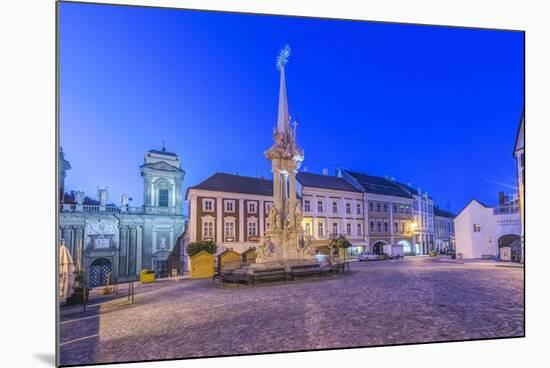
(59, 257, 524, 365)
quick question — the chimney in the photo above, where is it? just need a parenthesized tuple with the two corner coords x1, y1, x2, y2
(322, 168, 329, 176)
(97, 186, 109, 206)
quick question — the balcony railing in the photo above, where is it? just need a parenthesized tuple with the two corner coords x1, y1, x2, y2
(60, 203, 145, 213)
(493, 205, 520, 215)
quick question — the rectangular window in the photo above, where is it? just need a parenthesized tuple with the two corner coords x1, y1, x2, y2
(305, 223, 311, 236)
(248, 202, 257, 213)
(158, 189, 169, 207)
(377, 203, 381, 212)
(377, 221, 382, 232)
(346, 223, 352, 236)
(394, 222, 398, 232)
(369, 202, 374, 211)
(384, 203, 388, 212)
(202, 221, 214, 238)
(370, 221, 375, 231)
(224, 200, 235, 212)
(473, 224, 482, 232)
(346, 203, 351, 214)
(356, 204, 361, 214)
(332, 223, 338, 235)
(384, 222, 389, 232)
(318, 201, 324, 213)
(332, 202, 338, 213)
(248, 221, 257, 236)
(393, 204, 397, 212)
(304, 200, 311, 212)
(318, 223, 325, 237)
(224, 221, 235, 237)
(357, 223, 362, 236)
(265, 202, 272, 212)
(203, 199, 213, 211)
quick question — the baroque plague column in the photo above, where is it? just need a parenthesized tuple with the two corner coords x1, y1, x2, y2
(257, 45, 312, 262)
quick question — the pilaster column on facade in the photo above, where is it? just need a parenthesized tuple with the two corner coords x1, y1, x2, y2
(74, 225, 84, 261)
(216, 196, 223, 243)
(312, 194, 317, 216)
(288, 171, 296, 224)
(189, 195, 197, 242)
(61, 226, 73, 254)
(238, 199, 244, 243)
(389, 202, 395, 244)
(259, 200, 264, 236)
(144, 176, 152, 207)
(128, 226, 137, 275)
(363, 195, 369, 242)
(136, 226, 142, 273)
(118, 225, 129, 276)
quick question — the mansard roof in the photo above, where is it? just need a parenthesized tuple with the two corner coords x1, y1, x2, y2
(296, 172, 363, 193)
(187, 172, 273, 197)
(341, 170, 413, 198)
(433, 207, 456, 218)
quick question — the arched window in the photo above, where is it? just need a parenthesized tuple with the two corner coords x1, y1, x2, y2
(155, 179, 171, 207)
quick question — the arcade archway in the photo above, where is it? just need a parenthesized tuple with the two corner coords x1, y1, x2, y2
(372, 241, 388, 255)
(498, 234, 521, 263)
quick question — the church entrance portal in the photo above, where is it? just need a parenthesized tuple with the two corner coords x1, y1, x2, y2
(155, 260, 169, 278)
(89, 258, 112, 287)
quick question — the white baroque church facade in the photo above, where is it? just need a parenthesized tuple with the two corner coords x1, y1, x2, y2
(59, 147, 186, 287)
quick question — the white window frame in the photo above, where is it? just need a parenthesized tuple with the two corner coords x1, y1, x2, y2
(305, 222, 311, 236)
(202, 198, 214, 212)
(318, 222, 325, 238)
(224, 200, 236, 213)
(346, 203, 351, 214)
(346, 223, 352, 236)
(248, 201, 257, 213)
(201, 215, 214, 238)
(224, 217, 236, 238)
(304, 200, 311, 212)
(247, 217, 258, 237)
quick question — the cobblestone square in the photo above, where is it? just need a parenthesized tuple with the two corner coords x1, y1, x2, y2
(59, 257, 524, 366)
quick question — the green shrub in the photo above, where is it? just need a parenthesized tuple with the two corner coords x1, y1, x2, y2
(186, 241, 218, 257)
(429, 250, 438, 257)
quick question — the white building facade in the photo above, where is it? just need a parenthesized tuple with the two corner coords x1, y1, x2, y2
(454, 199, 521, 261)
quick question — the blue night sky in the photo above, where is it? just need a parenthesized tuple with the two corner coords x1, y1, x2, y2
(59, 2, 524, 214)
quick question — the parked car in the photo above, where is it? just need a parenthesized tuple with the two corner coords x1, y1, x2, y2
(358, 252, 379, 262)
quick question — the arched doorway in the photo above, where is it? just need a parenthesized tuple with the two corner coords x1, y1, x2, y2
(372, 241, 387, 255)
(89, 258, 112, 287)
(498, 234, 521, 263)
